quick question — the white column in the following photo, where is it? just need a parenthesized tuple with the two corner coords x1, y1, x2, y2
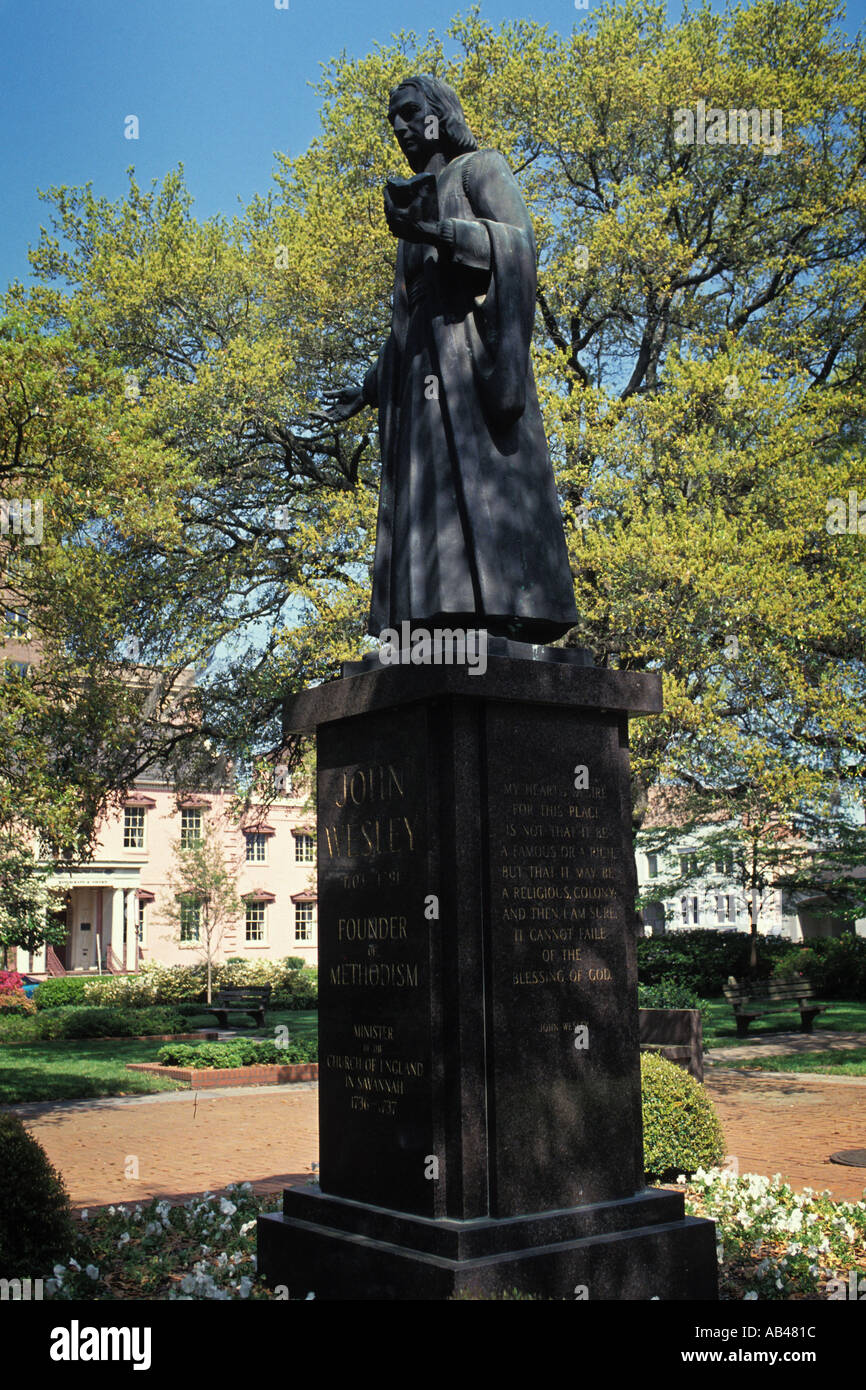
(123, 890, 136, 971)
(110, 888, 125, 971)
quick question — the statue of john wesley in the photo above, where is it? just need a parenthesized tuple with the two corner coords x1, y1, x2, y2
(323, 75, 579, 645)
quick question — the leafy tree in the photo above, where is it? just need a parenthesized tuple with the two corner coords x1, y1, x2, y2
(0, 839, 66, 969)
(1, 0, 863, 846)
(639, 773, 866, 970)
(160, 821, 244, 1004)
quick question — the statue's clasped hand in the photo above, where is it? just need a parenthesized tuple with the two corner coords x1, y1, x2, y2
(383, 188, 441, 246)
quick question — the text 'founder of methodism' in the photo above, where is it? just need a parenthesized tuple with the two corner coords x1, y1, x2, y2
(322, 74, 579, 645)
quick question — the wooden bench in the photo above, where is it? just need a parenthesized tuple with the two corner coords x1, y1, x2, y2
(723, 976, 826, 1037)
(200, 986, 272, 1028)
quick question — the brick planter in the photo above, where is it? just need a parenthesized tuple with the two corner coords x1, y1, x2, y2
(126, 1061, 319, 1088)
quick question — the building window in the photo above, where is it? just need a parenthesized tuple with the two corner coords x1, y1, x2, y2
(294, 901, 314, 942)
(180, 808, 203, 848)
(646, 853, 658, 879)
(137, 900, 146, 944)
(4, 660, 29, 679)
(680, 895, 701, 926)
(4, 607, 29, 640)
(245, 901, 266, 943)
(180, 898, 201, 942)
(294, 833, 315, 864)
(679, 854, 698, 879)
(714, 853, 734, 876)
(123, 806, 146, 849)
(245, 832, 267, 863)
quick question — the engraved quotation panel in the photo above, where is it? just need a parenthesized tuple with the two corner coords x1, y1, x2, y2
(485, 703, 643, 1215)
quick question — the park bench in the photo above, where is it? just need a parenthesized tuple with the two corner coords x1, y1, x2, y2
(723, 976, 826, 1038)
(200, 985, 272, 1028)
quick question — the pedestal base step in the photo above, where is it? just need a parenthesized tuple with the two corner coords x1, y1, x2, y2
(257, 1186, 718, 1301)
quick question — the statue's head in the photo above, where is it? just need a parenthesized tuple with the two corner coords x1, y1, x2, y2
(388, 75, 478, 166)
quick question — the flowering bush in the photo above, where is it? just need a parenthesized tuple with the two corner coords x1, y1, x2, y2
(686, 1167, 866, 1300)
(42, 1186, 296, 1301)
(0, 970, 24, 994)
(33, 1170, 866, 1300)
(0, 990, 36, 1016)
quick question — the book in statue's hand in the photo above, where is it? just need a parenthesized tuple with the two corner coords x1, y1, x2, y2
(385, 173, 439, 223)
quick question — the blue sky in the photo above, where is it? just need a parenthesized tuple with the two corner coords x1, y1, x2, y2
(1, 0, 863, 290)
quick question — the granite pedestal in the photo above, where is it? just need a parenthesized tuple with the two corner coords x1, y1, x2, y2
(257, 649, 718, 1299)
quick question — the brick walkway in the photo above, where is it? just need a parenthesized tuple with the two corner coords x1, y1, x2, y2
(6, 1084, 319, 1210)
(704, 1071, 866, 1203)
(6, 1070, 866, 1210)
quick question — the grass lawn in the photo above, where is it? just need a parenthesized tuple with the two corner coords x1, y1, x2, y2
(715, 1047, 866, 1076)
(0, 1010, 319, 1105)
(0, 1038, 189, 1105)
(702, 996, 866, 1046)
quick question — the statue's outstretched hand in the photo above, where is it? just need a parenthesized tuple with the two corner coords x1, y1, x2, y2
(317, 385, 366, 423)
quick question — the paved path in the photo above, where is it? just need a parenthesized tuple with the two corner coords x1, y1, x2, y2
(6, 1067, 866, 1210)
(704, 1070, 866, 1203)
(705, 1030, 866, 1063)
(5, 1084, 319, 1210)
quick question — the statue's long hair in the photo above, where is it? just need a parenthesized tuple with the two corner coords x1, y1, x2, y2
(390, 75, 478, 157)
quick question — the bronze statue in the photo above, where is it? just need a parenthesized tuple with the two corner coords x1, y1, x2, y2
(322, 75, 578, 645)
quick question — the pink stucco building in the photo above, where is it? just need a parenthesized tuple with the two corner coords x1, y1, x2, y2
(22, 779, 318, 977)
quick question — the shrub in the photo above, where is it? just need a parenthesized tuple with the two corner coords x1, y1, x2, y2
(637, 976, 706, 1014)
(0, 1004, 190, 1042)
(637, 930, 794, 995)
(0, 970, 24, 994)
(34, 976, 114, 1010)
(641, 1052, 726, 1181)
(806, 933, 866, 999)
(0, 990, 36, 1016)
(157, 1036, 318, 1068)
(84, 963, 208, 1007)
(0, 1114, 76, 1277)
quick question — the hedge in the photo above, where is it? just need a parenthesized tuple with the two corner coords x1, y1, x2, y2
(34, 976, 115, 1010)
(157, 1037, 318, 1068)
(0, 1004, 192, 1042)
(33, 960, 319, 1011)
(636, 929, 866, 999)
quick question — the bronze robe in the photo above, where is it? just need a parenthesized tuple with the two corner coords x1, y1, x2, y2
(364, 148, 578, 643)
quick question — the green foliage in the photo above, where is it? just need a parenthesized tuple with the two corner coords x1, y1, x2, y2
(771, 934, 866, 1000)
(637, 929, 792, 994)
(0, 1003, 190, 1042)
(0, 841, 66, 961)
(35, 976, 115, 1009)
(637, 976, 706, 1016)
(82, 963, 207, 1008)
(638, 927, 866, 999)
(1, 0, 861, 851)
(67, 960, 319, 1009)
(641, 1052, 726, 1181)
(157, 1037, 317, 1067)
(161, 824, 244, 1003)
(0, 1114, 76, 1277)
(0, 991, 36, 1016)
